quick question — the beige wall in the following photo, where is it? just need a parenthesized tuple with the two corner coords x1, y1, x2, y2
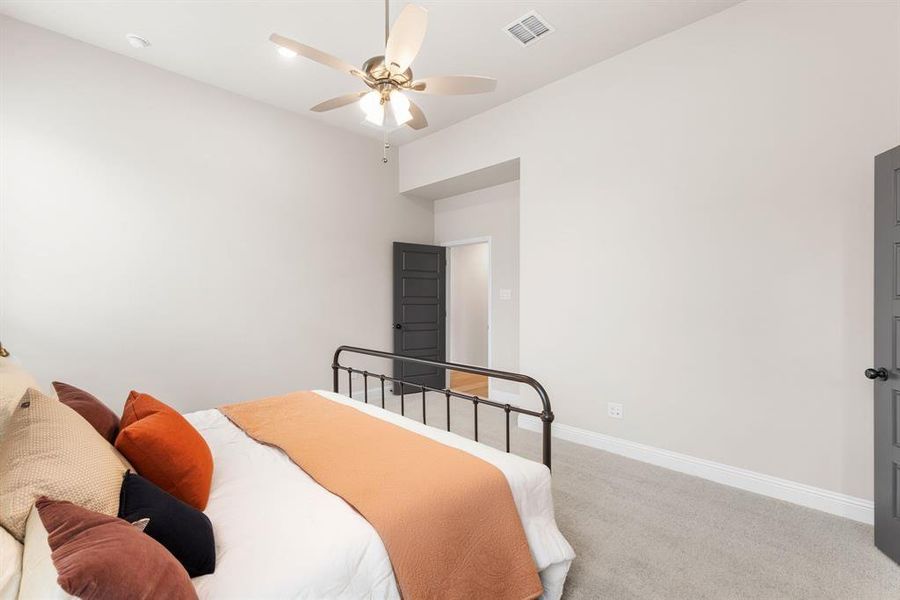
(434, 181, 519, 394)
(402, 1, 900, 500)
(448, 243, 489, 366)
(0, 17, 433, 413)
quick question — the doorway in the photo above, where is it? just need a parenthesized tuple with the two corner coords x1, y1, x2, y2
(445, 239, 490, 397)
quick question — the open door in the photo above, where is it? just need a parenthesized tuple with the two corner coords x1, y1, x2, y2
(393, 242, 446, 394)
(873, 145, 900, 564)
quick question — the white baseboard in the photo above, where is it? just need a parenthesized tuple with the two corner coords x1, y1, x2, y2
(517, 414, 874, 524)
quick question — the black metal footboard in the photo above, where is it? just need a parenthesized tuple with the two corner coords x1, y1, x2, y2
(331, 346, 555, 470)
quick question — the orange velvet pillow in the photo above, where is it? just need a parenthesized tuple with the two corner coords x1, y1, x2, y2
(115, 391, 213, 510)
(120, 390, 171, 429)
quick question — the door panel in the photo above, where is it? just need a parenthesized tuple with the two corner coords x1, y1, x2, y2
(895, 318, 900, 371)
(403, 361, 441, 378)
(402, 277, 438, 297)
(402, 251, 440, 271)
(894, 244, 900, 297)
(401, 330, 439, 351)
(893, 391, 900, 447)
(402, 304, 438, 324)
(393, 242, 446, 394)
(874, 145, 900, 564)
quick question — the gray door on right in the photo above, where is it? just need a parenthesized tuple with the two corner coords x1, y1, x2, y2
(874, 145, 900, 565)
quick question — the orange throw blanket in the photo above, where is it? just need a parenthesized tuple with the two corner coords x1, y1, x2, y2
(220, 391, 542, 600)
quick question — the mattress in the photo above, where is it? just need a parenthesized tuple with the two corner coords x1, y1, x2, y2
(187, 390, 575, 599)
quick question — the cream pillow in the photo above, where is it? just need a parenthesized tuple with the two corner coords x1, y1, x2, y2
(0, 355, 41, 439)
(16, 506, 75, 600)
(0, 525, 23, 600)
(0, 389, 129, 541)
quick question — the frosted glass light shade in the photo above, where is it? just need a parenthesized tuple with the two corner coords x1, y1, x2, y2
(360, 91, 384, 126)
(390, 91, 412, 125)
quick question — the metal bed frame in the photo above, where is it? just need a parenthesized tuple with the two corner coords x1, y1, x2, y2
(332, 345, 555, 469)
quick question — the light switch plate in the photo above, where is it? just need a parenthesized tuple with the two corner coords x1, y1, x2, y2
(499, 288, 512, 300)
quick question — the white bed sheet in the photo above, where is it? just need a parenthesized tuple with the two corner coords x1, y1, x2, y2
(187, 390, 574, 600)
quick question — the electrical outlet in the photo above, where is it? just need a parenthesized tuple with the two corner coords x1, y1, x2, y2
(607, 402, 623, 419)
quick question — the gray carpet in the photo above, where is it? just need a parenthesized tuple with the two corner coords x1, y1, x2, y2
(383, 394, 900, 599)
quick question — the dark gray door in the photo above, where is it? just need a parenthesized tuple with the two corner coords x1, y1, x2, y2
(874, 145, 900, 564)
(393, 242, 446, 394)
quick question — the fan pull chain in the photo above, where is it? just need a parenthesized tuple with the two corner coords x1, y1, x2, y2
(382, 131, 390, 164)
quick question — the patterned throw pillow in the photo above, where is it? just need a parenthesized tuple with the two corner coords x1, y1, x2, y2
(0, 389, 129, 541)
(0, 355, 40, 439)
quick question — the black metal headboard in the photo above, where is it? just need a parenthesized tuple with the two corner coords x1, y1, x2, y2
(332, 345, 554, 469)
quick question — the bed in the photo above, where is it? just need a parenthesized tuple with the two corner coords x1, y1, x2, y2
(191, 346, 574, 599)
(188, 389, 574, 599)
(3, 347, 575, 599)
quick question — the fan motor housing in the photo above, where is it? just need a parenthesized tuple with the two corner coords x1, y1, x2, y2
(362, 55, 413, 90)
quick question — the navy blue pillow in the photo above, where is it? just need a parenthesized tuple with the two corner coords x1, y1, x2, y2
(118, 471, 216, 577)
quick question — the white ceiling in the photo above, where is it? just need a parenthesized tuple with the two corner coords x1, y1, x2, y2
(0, 0, 740, 144)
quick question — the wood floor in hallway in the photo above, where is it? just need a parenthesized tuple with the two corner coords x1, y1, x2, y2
(449, 370, 489, 397)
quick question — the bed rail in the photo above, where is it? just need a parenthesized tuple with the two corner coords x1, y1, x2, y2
(331, 345, 554, 469)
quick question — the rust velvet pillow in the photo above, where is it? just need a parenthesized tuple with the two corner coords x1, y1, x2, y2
(35, 497, 197, 600)
(52, 382, 120, 443)
(120, 390, 172, 430)
(115, 391, 213, 510)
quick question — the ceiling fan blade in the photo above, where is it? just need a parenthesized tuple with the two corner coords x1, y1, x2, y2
(310, 92, 367, 113)
(410, 75, 497, 95)
(406, 100, 428, 130)
(270, 33, 364, 79)
(384, 4, 428, 74)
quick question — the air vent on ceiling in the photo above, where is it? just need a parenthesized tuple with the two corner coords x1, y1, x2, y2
(504, 11, 554, 47)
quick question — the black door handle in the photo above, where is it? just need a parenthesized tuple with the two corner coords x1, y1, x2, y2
(865, 368, 888, 381)
(394, 323, 403, 330)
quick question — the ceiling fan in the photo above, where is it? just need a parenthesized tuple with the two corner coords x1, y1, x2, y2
(269, 0, 497, 131)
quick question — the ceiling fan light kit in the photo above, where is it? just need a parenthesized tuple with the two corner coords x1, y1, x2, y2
(360, 89, 413, 129)
(268, 0, 498, 160)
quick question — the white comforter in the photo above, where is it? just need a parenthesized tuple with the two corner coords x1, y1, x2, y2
(187, 390, 574, 600)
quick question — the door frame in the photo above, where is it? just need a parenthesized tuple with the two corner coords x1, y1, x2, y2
(441, 236, 493, 396)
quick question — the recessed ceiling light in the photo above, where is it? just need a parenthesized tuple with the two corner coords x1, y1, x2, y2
(126, 34, 150, 49)
(277, 46, 297, 58)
